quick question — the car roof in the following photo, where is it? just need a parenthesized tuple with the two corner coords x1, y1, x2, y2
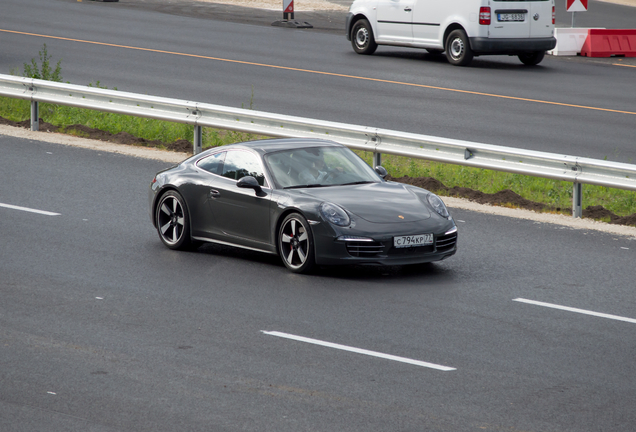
(222, 138, 343, 154)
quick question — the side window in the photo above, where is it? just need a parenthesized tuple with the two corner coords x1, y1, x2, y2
(222, 151, 267, 187)
(197, 152, 225, 175)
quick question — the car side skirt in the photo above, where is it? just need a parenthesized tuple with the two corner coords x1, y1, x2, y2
(193, 236, 277, 255)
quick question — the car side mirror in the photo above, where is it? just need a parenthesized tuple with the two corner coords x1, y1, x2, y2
(374, 166, 388, 179)
(237, 175, 263, 193)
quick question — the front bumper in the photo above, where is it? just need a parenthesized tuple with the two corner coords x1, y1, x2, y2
(312, 218, 458, 266)
(469, 37, 556, 55)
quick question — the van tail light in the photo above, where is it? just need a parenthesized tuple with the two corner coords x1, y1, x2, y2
(479, 7, 491, 25)
(552, 6, 555, 24)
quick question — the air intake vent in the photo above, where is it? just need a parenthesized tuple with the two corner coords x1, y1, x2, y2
(346, 241, 385, 257)
(436, 232, 458, 252)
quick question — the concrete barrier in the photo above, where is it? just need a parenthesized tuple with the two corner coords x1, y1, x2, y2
(580, 29, 636, 57)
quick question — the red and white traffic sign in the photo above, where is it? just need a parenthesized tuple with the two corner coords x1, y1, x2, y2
(567, 0, 588, 12)
(284, 0, 294, 13)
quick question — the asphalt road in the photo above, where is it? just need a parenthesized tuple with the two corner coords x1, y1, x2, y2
(1, 0, 635, 163)
(1, 134, 636, 431)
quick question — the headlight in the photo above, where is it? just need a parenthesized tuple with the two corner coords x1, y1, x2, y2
(320, 202, 350, 227)
(427, 194, 450, 218)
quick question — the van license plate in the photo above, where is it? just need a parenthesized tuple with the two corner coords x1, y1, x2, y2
(394, 234, 434, 248)
(498, 13, 525, 22)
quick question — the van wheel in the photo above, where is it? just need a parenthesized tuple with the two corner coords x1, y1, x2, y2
(351, 19, 377, 55)
(518, 51, 545, 66)
(445, 30, 473, 66)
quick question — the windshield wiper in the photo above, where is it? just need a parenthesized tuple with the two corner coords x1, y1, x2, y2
(340, 181, 375, 186)
(283, 184, 327, 189)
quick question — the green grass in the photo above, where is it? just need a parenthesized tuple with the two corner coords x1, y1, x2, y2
(2, 95, 635, 218)
(0, 96, 260, 149)
(356, 151, 636, 217)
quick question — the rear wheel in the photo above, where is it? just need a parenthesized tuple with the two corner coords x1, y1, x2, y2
(155, 190, 195, 250)
(445, 29, 473, 66)
(518, 51, 546, 66)
(278, 213, 315, 274)
(351, 19, 377, 55)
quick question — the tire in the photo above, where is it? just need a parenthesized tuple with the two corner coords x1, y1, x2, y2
(445, 29, 473, 66)
(518, 51, 545, 66)
(155, 190, 195, 250)
(278, 213, 315, 274)
(351, 19, 377, 55)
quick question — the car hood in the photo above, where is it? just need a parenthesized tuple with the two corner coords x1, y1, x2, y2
(297, 182, 431, 223)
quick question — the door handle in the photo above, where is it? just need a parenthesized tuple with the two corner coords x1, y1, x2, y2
(404, 7, 412, 12)
(209, 189, 220, 198)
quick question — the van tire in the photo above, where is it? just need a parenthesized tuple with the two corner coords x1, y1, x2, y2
(351, 19, 378, 55)
(445, 30, 473, 66)
(518, 51, 545, 66)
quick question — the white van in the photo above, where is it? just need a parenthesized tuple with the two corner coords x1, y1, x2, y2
(345, 0, 556, 66)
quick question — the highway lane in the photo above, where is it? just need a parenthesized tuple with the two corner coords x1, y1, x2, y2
(1, 0, 636, 163)
(1, 135, 636, 431)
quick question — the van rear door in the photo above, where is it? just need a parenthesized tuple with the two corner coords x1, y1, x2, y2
(488, 0, 551, 39)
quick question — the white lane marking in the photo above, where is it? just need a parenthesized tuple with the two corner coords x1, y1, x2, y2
(513, 298, 636, 324)
(261, 330, 456, 371)
(0, 202, 60, 216)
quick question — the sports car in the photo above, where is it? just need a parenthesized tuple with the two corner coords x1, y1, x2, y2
(149, 138, 457, 273)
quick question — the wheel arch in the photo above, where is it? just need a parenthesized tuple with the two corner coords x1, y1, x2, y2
(273, 207, 315, 256)
(443, 23, 467, 49)
(152, 185, 186, 228)
(347, 13, 375, 40)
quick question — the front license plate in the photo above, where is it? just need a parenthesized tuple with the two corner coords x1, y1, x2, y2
(498, 13, 525, 21)
(393, 234, 434, 248)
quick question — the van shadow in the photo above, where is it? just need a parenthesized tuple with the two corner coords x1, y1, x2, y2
(371, 50, 550, 70)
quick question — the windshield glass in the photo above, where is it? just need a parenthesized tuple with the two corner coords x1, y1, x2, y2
(264, 146, 381, 189)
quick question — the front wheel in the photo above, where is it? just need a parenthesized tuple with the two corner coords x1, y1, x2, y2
(518, 51, 546, 66)
(155, 190, 195, 250)
(351, 19, 377, 55)
(445, 29, 473, 66)
(278, 213, 315, 274)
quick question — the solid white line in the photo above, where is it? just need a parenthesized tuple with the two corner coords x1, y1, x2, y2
(0, 202, 60, 216)
(261, 330, 456, 371)
(513, 298, 636, 324)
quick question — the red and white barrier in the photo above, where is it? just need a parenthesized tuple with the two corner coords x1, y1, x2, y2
(548, 28, 604, 56)
(580, 29, 636, 57)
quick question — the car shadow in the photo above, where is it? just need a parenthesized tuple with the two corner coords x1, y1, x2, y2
(313, 261, 454, 282)
(196, 242, 454, 281)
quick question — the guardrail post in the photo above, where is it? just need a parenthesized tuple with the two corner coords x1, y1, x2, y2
(30, 100, 39, 131)
(572, 182, 583, 218)
(373, 152, 382, 167)
(193, 125, 202, 155)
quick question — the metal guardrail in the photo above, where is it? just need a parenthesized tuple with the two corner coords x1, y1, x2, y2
(1, 74, 635, 218)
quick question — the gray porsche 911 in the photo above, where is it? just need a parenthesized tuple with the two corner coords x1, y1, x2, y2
(149, 138, 457, 273)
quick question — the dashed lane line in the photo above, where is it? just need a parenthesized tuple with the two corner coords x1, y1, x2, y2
(262, 330, 456, 371)
(513, 298, 636, 324)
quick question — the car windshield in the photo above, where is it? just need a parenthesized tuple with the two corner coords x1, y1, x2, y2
(264, 146, 381, 189)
